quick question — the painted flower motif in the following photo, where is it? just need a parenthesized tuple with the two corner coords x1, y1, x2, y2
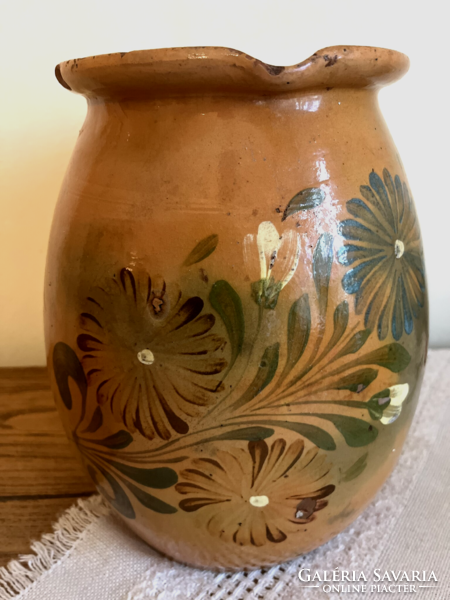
(368, 383, 409, 425)
(244, 221, 301, 309)
(338, 169, 425, 341)
(77, 268, 227, 441)
(176, 438, 335, 546)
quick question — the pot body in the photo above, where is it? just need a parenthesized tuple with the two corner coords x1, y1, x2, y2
(45, 48, 428, 570)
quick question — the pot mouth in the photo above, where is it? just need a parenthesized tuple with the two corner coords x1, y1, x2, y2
(55, 45, 409, 99)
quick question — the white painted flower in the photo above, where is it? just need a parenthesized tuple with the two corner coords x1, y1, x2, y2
(380, 383, 409, 425)
(243, 221, 301, 309)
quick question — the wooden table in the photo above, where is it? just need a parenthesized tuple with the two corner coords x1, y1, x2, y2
(0, 368, 95, 566)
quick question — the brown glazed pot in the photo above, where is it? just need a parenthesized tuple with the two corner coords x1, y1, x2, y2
(46, 46, 428, 570)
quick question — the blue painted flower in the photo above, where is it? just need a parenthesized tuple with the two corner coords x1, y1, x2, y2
(338, 169, 425, 341)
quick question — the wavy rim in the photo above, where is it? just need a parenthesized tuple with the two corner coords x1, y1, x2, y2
(56, 45, 410, 98)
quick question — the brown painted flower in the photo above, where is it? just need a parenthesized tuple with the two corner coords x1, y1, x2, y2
(176, 438, 335, 546)
(77, 268, 227, 441)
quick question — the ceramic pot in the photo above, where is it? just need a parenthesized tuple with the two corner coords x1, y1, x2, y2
(46, 45, 428, 570)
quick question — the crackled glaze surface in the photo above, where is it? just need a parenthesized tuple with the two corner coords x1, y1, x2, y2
(45, 45, 428, 570)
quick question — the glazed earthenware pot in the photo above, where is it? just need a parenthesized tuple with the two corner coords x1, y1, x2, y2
(46, 45, 428, 570)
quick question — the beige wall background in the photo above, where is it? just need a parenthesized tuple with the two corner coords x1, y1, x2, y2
(1, 0, 448, 366)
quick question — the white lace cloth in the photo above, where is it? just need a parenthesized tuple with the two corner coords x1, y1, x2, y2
(1, 350, 449, 600)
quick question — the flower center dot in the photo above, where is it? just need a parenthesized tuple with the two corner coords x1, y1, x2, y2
(137, 349, 155, 365)
(249, 495, 269, 507)
(394, 240, 405, 258)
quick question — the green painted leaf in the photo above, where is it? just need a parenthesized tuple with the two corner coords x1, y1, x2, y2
(367, 389, 391, 420)
(335, 329, 371, 360)
(342, 452, 368, 482)
(313, 413, 378, 447)
(281, 294, 311, 380)
(53, 342, 87, 412)
(282, 187, 325, 221)
(209, 280, 245, 370)
(333, 368, 378, 393)
(333, 301, 349, 339)
(348, 343, 411, 373)
(316, 300, 349, 363)
(123, 480, 178, 514)
(183, 234, 219, 267)
(251, 277, 283, 310)
(230, 343, 280, 410)
(157, 456, 190, 464)
(81, 406, 103, 434)
(202, 426, 275, 443)
(283, 238, 332, 385)
(106, 460, 178, 488)
(313, 233, 334, 317)
(88, 430, 133, 450)
(88, 462, 135, 519)
(258, 420, 336, 451)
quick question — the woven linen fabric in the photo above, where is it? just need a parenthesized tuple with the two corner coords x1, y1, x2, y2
(1, 350, 449, 600)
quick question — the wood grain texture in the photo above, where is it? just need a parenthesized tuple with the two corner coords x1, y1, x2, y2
(0, 367, 95, 566)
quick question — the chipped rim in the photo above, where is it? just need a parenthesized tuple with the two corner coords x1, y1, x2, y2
(55, 45, 409, 99)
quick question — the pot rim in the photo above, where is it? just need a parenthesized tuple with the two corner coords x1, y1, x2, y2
(55, 45, 409, 99)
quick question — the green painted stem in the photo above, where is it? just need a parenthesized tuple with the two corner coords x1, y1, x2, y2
(255, 322, 362, 410)
(199, 302, 265, 423)
(227, 400, 371, 421)
(85, 421, 252, 461)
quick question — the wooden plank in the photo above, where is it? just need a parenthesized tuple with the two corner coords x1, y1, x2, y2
(0, 496, 90, 564)
(0, 367, 95, 566)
